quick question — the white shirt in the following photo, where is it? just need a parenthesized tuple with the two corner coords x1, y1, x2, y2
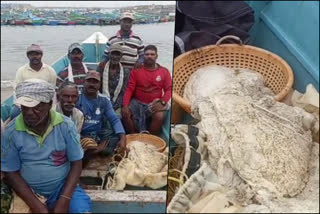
(15, 63, 57, 86)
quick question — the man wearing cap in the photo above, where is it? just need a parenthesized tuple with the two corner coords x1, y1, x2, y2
(122, 45, 172, 135)
(56, 43, 89, 91)
(15, 44, 57, 86)
(76, 71, 126, 165)
(102, 12, 144, 70)
(1, 79, 91, 213)
(97, 44, 130, 114)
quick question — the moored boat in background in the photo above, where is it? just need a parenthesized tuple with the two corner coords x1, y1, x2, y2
(13, 20, 24, 25)
(32, 19, 43, 25)
(48, 19, 59, 26)
(67, 20, 76, 25)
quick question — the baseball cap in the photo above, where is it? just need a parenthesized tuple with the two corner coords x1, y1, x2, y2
(26, 44, 43, 54)
(120, 12, 134, 21)
(85, 71, 101, 81)
(109, 44, 123, 54)
(68, 43, 84, 54)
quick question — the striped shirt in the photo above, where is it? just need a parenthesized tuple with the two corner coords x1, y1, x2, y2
(103, 30, 144, 69)
(56, 66, 86, 91)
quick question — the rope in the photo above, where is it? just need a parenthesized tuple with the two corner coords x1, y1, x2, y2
(167, 145, 186, 203)
(169, 169, 188, 181)
(111, 150, 127, 162)
(80, 137, 98, 151)
(168, 177, 184, 185)
(104, 150, 128, 189)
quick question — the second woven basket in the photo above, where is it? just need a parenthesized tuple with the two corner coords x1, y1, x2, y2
(173, 35, 294, 114)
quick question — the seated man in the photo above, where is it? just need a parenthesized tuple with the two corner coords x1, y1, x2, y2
(15, 44, 57, 86)
(1, 79, 91, 213)
(56, 43, 88, 91)
(97, 44, 130, 114)
(76, 71, 126, 165)
(122, 45, 172, 134)
(4, 81, 85, 134)
(56, 81, 84, 133)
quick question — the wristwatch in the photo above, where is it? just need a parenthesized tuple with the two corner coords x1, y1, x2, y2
(160, 100, 166, 106)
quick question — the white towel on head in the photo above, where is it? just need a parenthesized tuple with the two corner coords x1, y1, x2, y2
(102, 62, 124, 103)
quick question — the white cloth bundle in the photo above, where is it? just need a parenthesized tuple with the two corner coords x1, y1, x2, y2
(171, 124, 207, 181)
(167, 162, 243, 213)
(107, 141, 168, 190)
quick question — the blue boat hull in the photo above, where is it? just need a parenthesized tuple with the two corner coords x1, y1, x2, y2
(247, 1, 319, 93)
(49, 21, 58, 25)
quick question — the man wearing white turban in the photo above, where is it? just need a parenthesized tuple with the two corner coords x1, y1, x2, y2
(1, 79, 91, 213)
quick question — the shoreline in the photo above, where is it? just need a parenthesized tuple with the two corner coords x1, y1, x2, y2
(0, 21, 175, 27)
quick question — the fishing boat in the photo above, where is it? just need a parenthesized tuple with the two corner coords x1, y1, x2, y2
(58, 20, 69, 25)
(31, 19, 43, 26)
(23, 19, 33, 25)
(74, 19, 87, 25)
(1, 31, 169, 213)
(1, 15, 9, 25)
(48, 20, 59, 26)
(13, 20, 24, 25)
(8, 20, 15, 25)
(67, 20, 76, 25)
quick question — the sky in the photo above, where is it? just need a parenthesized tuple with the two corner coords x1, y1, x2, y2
(1, 1, 175, 8)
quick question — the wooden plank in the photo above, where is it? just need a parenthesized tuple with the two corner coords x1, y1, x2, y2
(86, 190, 167, 203)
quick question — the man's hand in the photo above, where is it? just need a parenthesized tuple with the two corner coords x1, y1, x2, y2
(133, 62, 143, 69)
(52, 197, 69, 213)
(31, 203, 49, 213)
(93, 140, 108, 154)
(151, 100, 166, 113)
(115, 134, 127, 157)
(3, 171, 49, 214)
(53, 161, 82, 213)
(121, 106, 131, 119)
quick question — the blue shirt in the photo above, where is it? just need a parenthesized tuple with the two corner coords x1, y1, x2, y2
(76, 93, 125, 136)
(1, 110, 83, 197)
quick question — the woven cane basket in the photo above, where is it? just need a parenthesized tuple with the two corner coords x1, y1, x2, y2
(126, 134, 166, 152)
(173, 35, 294, 114)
